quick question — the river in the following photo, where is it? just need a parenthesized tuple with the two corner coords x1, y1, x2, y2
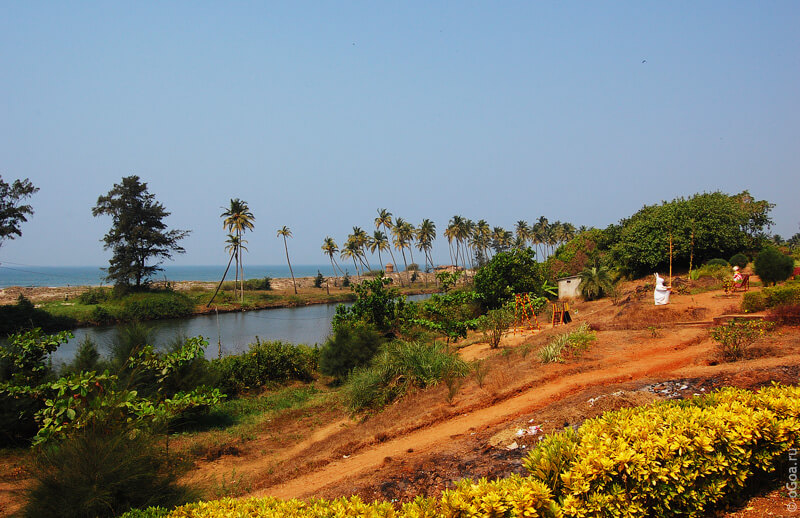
(52, 294, 432, 363)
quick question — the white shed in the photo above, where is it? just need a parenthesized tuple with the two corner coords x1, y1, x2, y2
(557, 275, 582, 300)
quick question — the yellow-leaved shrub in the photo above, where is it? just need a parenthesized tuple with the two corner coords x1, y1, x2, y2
(124, 384, 799, 518)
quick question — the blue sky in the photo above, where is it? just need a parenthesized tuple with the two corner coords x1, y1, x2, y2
(1, 2, 798, 267)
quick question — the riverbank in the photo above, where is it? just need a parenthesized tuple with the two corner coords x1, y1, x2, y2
(0, 271, 441, 330)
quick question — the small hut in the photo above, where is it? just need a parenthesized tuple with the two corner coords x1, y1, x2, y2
(385, 263, 394, 273)
(557, 274, 582, 300)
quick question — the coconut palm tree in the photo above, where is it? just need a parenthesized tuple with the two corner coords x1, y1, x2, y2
(514, 220, 530, 250)
(578, 265, 614, 301)
(370, 230, 390, 269)
(375, 208, 402, 286)
(532, 216, 548, 259)
(492, 226, 512, 253)
(277, 226, 297, 294)
(207, 233, 243, 307)
(322, 236, 344, 285)
(341, 238, 362, 281)
(392, 217, 414, 284)
(350, 226, 372, 271)
(416, 219, 437, 283)
(221, 199, 255, 303)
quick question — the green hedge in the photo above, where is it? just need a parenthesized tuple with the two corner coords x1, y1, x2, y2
(742, 283, 800, 312)
(123, 384, 799, 518)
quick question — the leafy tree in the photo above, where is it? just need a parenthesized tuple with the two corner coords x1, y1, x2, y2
(332, 273, 406, 334)
(610, 191, 773, 277)
(318, 322, 386, 381)
(754, 247, 794, 286)
(92, 176, 190, 288)
(314, 270, 325, 288)
(729, 253, 749, 269)
(0, 175, 38, 248)
(473, 248, 546, 309)
(277, 226, 297, 294)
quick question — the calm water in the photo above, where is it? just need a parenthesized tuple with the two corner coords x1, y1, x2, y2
(0, 264, 340, 288)
(52, 294, 431, 363)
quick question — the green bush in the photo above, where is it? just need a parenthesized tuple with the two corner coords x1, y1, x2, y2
(729, 253, 749, 269)
(474, 248, 546, 309)
(0, 296, 76, 335)
(121, 292, 195, 321)
(754, 247, 794, 286)
(742, 284, 800, 313)
(741, 291, 767, 312)
(331, 273, 406, 333)
(77, 287, 112, 305)
(480, 307, 513, 349)
(344, 341, 469, 412)
(89, 305, 116, 325)
(705, 258, 729, 267)
(318, 323, 386, 381)
(213, 340, 317, 394)
(242, 277, 272, 290)
(313, 271, 324, 288)
(23, 427, 194, 518)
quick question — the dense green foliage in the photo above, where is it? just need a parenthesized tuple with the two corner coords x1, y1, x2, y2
(729, 253, 749, 269)
(753, 246, 794, 286)
(577, 265, 614, 301)
(24, 426, 194, 518)
(214, 339, 317, 395)
(409, 290, 482, 344)
(344, 341, 469, 411)
(479, 307, 513, 349)
(705, 258, 729, 267)
(0, 295, 76, 335)
(608, 191, 772, 277)
(0, 175, 38, 247)
(92, 175, 190, 287)
(331, 273, 406, 333)
(473, 248, 547, 309)
(121, 291, 195, 320)
(318, 323, 386, 381)
(741, 282, 800, 312)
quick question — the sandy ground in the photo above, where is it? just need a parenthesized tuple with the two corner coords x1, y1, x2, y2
(1, 278, 797, 517)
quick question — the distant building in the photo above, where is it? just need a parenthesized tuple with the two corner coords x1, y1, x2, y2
(385, 263, 394, 273)
(434, 265, 464, 273)
(557, 275, 582, 300)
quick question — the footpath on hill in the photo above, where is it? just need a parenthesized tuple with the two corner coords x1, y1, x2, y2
(178, 282, 799, 516)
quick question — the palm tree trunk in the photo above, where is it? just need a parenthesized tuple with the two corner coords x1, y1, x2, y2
(283, 237, 297, 294)
(207, 249, 236, 307)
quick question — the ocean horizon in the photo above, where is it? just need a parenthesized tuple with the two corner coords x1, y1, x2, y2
(0, 264, 344, 288)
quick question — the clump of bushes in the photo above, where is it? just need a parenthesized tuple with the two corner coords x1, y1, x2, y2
(121, 291, 195, 321)
(754, 247, 794, 286)
(480, 307, 513, 349)
(705, 258, 729, 267)
(344, 341, 469, 412)
(741, 284, 800, 312)
(318, 323, 386, 382)
(729, 253, 749, 269)
(213, 340, 317, 395)
(24, 426, 195, 518)
(0, 295, 76, 335)
(242, 277, 272, 290)
(76, 287, 112, 305)
(473, 248, 547, 309)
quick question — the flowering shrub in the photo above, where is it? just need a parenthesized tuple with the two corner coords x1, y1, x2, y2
(710, 320, 774, 361)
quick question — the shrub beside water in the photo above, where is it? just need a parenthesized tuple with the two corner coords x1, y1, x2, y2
(318, 323, 386, 381)
(121, 292, 195, 321)
(213, 339, 317, 395)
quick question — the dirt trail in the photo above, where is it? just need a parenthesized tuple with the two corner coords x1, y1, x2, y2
(256, 329, 715, 499)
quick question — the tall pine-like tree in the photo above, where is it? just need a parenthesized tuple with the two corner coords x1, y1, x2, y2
(92, 176, 190, 288)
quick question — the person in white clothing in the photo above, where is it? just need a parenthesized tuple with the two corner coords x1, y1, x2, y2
(654, 273, 671, 305)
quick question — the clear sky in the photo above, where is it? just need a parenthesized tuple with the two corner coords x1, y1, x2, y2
(2, 1, 798, 267)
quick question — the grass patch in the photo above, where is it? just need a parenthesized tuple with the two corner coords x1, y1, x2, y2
(538, 323, 596, 363)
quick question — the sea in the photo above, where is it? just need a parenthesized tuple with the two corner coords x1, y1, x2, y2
(0, 264, 342, 288)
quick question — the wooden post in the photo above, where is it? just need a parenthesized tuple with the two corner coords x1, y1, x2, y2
(669, 233, 673, 286)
